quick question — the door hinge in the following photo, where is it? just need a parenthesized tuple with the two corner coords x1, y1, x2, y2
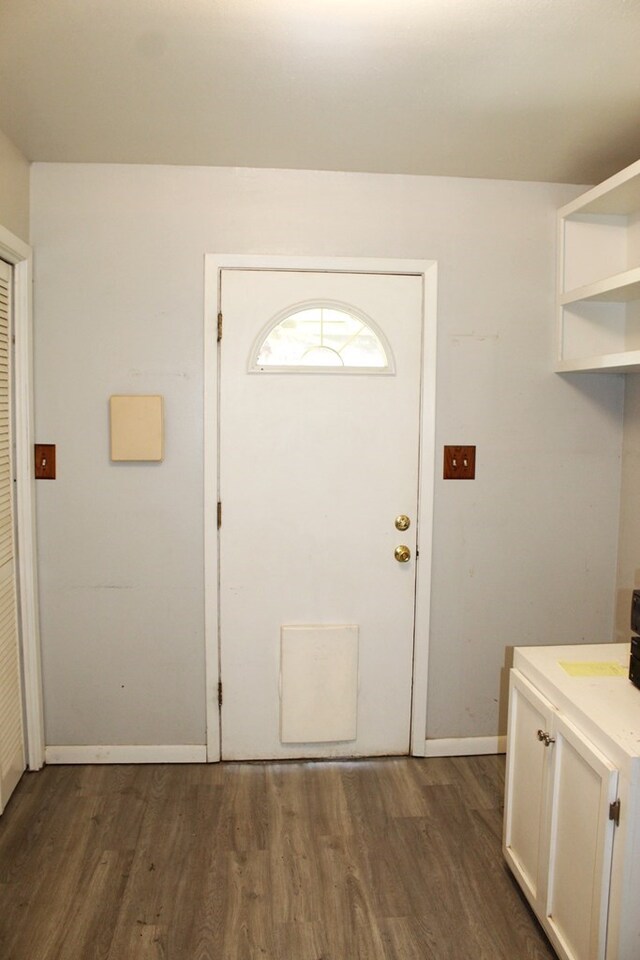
(217, 500, 222, 528)
(609, 799, 621, 826)
(217, 312, 223, 342)
(218, 681, 223, 708)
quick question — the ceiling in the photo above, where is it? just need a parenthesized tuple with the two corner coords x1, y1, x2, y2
(1, 0, 640, 185)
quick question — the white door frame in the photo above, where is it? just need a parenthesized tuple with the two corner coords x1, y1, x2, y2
(0, 224, 44, 771)
(203, 255, 438, 761)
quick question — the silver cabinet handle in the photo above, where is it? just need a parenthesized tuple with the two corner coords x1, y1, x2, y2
(536, 728, 555, 746)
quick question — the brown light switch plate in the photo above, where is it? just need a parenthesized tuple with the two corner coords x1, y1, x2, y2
(443, 445, 476, 480)
(35, 444, 56, 480)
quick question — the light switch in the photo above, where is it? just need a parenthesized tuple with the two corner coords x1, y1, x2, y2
(443, 445, 476, 480)
(110, 395, 164, 462)
(35, 444, 56, 480)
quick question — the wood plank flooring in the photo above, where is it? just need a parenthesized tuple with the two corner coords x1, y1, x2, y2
(0, 755, 556, 960)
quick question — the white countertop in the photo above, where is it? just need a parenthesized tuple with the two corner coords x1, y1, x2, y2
(514, 643, 640, 760)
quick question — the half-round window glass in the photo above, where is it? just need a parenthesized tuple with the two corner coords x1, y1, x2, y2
(254, 305, 390, 371)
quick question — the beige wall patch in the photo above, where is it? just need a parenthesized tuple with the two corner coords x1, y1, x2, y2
(110, 395, 164, 462)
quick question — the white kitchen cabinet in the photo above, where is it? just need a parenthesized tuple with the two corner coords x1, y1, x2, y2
(504, 671, 553, 906)
(503, 644, 640, 960)
(557, 158, 640, 372)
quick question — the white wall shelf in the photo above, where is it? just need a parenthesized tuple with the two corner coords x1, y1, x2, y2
(561, 267, 640, 306)
(557, 158, 640, 372)
(556, 350, 640, 374)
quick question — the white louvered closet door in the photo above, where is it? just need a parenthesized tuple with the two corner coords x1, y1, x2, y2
(0, 259, 24, 814)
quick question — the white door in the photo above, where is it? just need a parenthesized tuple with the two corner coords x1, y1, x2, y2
(503, 671, 554, 910)
(0, 259, 25, 813)
(219, 269, 423, 760)
(544, 715, 618, 960)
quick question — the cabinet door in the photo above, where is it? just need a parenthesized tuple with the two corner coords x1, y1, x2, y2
(503, 670, 554, 910)
(544, 714, 618, 960)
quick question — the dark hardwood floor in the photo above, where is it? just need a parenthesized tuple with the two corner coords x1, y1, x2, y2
(0, 755, 555, 959)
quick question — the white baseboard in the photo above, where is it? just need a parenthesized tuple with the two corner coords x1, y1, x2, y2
(45, 744, 208, 765)
(44, 740, 504, 764)
(423, 735, 507, 758)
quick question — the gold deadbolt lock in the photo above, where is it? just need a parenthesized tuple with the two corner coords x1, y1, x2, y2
(394, 545, 411, 563)
(395, 515, 411, 531)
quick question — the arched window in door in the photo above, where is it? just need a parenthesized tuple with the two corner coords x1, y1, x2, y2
(250, 302, 393, 373)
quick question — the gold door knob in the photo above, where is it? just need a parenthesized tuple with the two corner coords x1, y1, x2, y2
(395, 515, 411, 531)
(394, 545, 411, 563)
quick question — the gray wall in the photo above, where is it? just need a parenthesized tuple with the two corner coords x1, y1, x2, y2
(615, 378, 640, 642)
(0, 127, 29, 242)
(30, 163, 624, 747)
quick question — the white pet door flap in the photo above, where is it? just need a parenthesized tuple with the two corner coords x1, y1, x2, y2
(280, 625, 358, 743)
